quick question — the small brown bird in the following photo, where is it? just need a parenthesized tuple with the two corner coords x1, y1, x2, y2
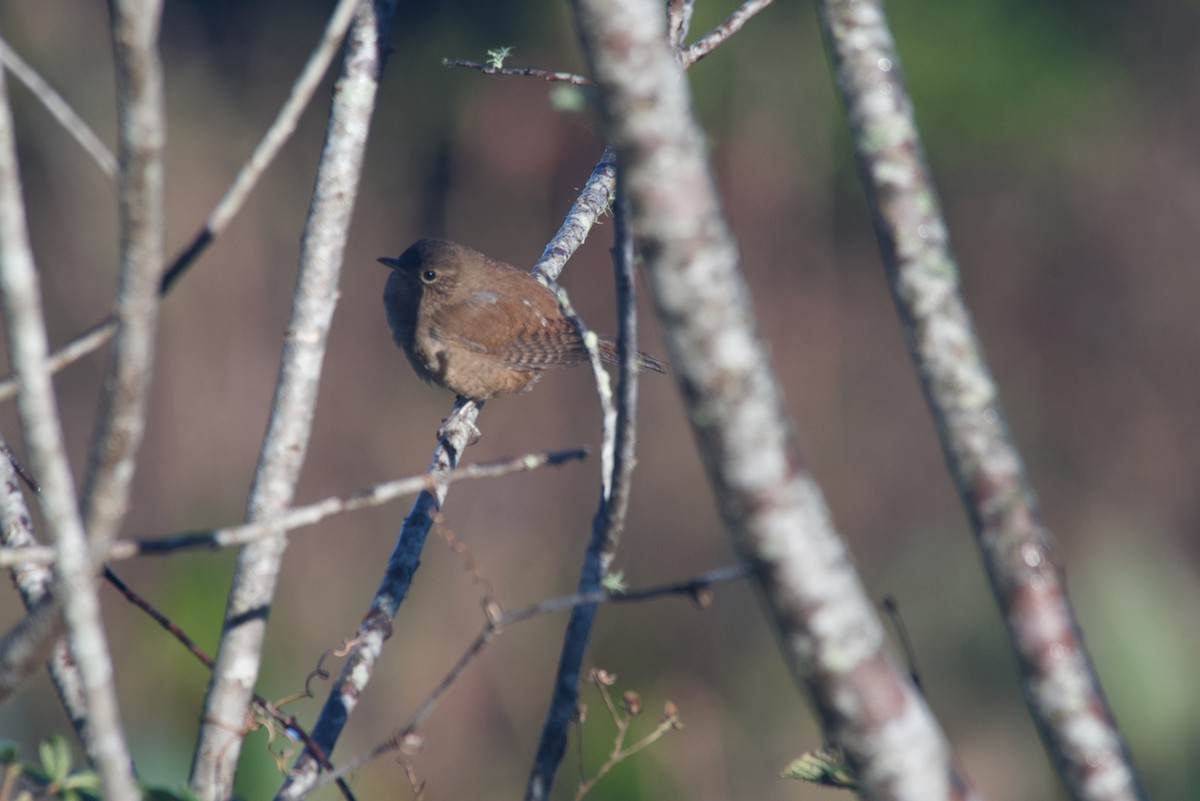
(380, 239, 666, 400)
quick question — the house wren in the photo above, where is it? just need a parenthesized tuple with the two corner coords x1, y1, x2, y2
(380, 238, 666, 400)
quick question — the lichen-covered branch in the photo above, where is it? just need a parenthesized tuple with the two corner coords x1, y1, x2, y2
(815, 3, 1147, 800)
(0, 33, 140, 801)
(570, 1, 969, 799)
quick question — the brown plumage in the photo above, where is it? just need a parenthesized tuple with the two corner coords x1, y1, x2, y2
(380, 239, 667, 400)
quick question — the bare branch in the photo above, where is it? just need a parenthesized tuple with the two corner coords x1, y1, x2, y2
(83, 0, 167, 559)
(0, 595, 63, 703)
(0, 0, 362, 403)
(680, 0, 775, 68)
(158, 0, 361, 296)
(1, 447, 589, 567)
(442, 59, 590, 85)
(0, 37, 117, 176)
(308, 564, 746, 793)
(280, 88, 629, 801)
(524, 186, 641, 801)
(100, 567, 358, 801)
(816, 3, 1147, 800)
(0, 29, 139, 801)
(606, 186, 640, 550)
(570, 1, 973, 800)
(533, 146, 616, 283)
(667, 0, 696, 49)
(189, 3, 397, 798)
(274, 394, 481, 800)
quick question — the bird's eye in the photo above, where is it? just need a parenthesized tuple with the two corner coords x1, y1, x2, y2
(421, 269, 437, 283)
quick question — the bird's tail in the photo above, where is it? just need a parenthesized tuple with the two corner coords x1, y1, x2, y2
(597, 339, 669, 374)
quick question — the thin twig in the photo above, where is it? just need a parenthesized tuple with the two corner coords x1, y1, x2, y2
(190, 3, 397, 799)
(573, 674, 681, 801)
(0, 33, 139, 801)
(524, 182, 641, 801)
(307, 564, 746, 793)
(606, 183, 640, 555)
(83, 0, 167, 558)
(1, 447, 589, 567)
(0, 38, 118, 176)
(572, 1, 975, 800)
(442, 59, 590, 85)
(550, 283, 616, 493)
(100, 567, 358, 801)
(816, 2, 1147, 800)
(0, 594, 63, 703)
(158, 0, 361, 296)
(0, 0, 362, 404)
(680, 0, 775, 68)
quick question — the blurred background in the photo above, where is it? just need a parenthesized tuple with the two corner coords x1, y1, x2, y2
(2, 1, 1198, 799)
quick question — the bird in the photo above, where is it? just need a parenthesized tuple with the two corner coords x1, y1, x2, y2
(380, 238, 666, 401)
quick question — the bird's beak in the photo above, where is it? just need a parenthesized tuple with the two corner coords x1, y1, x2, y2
(377, 257, 401, 270)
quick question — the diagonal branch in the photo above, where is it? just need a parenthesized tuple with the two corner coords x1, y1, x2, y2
(0, 37, 117, 177)
(276, 143, 626, 801)
(680, 0, 775, 68)
(0, 0, 362, 404)
(0, 30, 139, 801)
(524, 182, 641, 801)
(815, 3, 1148, 800)
(189, 3, 397, 798)
(570, 1, 974, 800)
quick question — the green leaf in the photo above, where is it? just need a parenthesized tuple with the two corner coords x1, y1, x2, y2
(62, 769, 103, 794)
(39, 735, 73, 783)
(486, 46, 513, 69)
(602, 570, 628, 594)
(781, 747, 858, 790)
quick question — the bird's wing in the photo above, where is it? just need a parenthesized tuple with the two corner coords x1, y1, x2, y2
(429, 288, 587, 370)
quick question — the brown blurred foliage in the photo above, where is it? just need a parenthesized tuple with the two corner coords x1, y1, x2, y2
(2, 1, 1199, 800)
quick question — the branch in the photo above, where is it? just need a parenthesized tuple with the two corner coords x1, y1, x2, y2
(571, 1, 973, 800)
(100, 567, 357, 801)
(0, 0, 362, 403)
(533, 146, 616, 283)
(189, 3, 397, 798)
(680, 0, 775, 68)
(815, 3, 1147, 800)
(83, 0, 167, 558)
(0, 37, 117, 176)
(277, 110, 632, 801)
(0, 447, 589, 567)
(0, 26, 139, 801)
(524, 183, 640, 801)
(307, 564, 747, 793)
(442, 59, 590, 85)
